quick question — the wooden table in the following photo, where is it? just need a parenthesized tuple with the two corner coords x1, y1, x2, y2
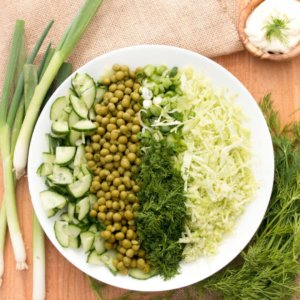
(1, 8, 300, 300)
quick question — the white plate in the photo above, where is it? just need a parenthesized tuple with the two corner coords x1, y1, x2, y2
(28, 45, 274, 292)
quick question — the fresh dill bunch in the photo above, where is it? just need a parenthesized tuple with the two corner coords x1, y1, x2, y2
(264, 15, 290, 45)
(196, 96, 300, 299)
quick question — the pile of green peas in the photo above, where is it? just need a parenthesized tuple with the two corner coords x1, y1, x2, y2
(85, 64, 150, 275)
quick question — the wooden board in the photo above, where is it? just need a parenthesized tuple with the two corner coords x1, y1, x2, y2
(1, 3, 300, 300)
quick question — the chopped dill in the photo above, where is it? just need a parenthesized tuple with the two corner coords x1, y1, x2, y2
(136, 133, 186, 279)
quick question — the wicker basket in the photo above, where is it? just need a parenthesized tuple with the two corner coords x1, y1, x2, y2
(238, 0, 300, 61)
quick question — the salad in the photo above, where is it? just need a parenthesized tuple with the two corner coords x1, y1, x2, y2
(37, 64, 255, 280)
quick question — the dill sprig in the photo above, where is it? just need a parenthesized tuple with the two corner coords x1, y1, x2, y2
(264, 16, 290, 45)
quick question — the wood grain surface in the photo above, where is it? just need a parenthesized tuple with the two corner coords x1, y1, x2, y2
(1, 2, 300, 300)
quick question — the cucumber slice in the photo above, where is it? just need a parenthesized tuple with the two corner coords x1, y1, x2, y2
(36, 162, 53, 177)
(68, 202, 75, 221)
(87, 250, 103, 265)
(88, 224, 98, 233)
(71, 73, 96, 109)
(60, 213, 70, 222)
(74, 145, 87, 167)
(68, 130, 82, 146)
(55, 146, 76, 165)
(50, 96, 69, 121)
(95, 87, 106, 103)
(80, 231, 95, 253)
(129, 268, 158, 280)
(68, 224, 81, 249)
(69, 236, 80, 248)
(54, 221, 68, 247)
(69, 224, 81, 237)
(76, 197, 90, 221)
(42, 153, 55, 164)
(72, 120, 96, 132)
(70, 95, 88, 119)
(47, 134, 63, 154)
(93, 235, 106, 255)
(100, 250, 117, 275)
(52, 120, 69, 135)
(88, 108, 96, 120)
(67, 88, 76, 97)
(81, 87, 96, 109)
(47, 209, 56, 218)
(40, 190, 67, 213)
(68, 110, 81, 127)
(48, 165, 73, 185)
(67, 174, 92, 198)
(68, 111, 82, 145)
(88, 194, 97, 208)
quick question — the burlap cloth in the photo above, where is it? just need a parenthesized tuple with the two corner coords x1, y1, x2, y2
(0, 1, 243, 299)
(0, 0, 243, 82)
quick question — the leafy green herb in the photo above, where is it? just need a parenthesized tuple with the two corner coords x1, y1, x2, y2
(264, 16, 289, 45)
(197, 95, 300, 299)
(136, 133, 187, 279)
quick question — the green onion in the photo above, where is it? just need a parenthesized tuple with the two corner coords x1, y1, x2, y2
(0, 20, 54, 272)
(32, 214, 45, 300)
(0, 20, 26, 271)
(13, 0, 103, 178)
(6, 21, 54, 128)
(0, 20, 24, 127)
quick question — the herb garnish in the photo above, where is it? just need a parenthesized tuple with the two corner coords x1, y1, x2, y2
(264, 15, 290, 45)
(136, 132, 186, 279)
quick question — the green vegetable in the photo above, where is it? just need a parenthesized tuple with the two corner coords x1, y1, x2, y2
(13, 0, 103, 179)
(136, 133, 186, 279)
(198, 95, 300, 299)
(177, 67, 255, 260)
(0, 20, 27, 274)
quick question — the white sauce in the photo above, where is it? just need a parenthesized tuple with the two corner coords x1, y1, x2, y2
(245, 0, 300, 53)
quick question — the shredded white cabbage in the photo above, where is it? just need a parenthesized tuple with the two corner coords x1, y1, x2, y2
(177, 68, 256, 261)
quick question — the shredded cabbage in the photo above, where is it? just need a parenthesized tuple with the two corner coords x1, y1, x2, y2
(177, 68, 256, 261)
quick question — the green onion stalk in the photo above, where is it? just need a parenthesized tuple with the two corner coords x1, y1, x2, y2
(1, 18, 55, 277)
(0, 20, 26, 273)
(0, 18, 53, 273)
(13, 0, 103, 179)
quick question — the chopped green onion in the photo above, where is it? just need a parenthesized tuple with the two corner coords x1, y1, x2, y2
(14, 0, 103, 179)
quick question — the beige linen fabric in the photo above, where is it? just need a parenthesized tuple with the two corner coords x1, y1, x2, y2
(0, 0, 242, 80)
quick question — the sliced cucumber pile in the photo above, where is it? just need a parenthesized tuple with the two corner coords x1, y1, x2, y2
(37, 73, 120, 272)
(48, 73, 99, 146)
